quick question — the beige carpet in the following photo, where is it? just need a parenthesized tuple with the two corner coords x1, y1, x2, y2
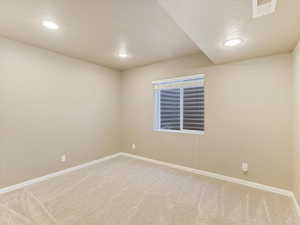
(0, 155, 299, 225)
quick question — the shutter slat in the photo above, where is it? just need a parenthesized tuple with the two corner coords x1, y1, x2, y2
(161, 121, 180, 124)
(183, 98, 203, 101)
(184, 106, 204, 108)
(161, 110, 180, 112)
(184, 110, 204, 112)
(184, 114, 204, 118)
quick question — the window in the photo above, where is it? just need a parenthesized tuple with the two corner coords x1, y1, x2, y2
(153, 75, 205, 134)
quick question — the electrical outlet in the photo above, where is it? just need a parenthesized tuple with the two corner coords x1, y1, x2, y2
(132, 144, 136, 150)
(61, 154, 66, 162)
(241, 162, 248, 173)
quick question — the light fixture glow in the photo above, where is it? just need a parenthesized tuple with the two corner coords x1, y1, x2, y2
(42, 20, 59, 30)
(117, 48, 129, 59)
(118, 52, 128, 58)
(224, 38, 243, 47)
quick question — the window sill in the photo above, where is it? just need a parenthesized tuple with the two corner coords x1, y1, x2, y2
(154, 129, 204, 135)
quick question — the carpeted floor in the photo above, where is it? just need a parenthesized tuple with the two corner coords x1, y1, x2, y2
(0, 155, 299, 225)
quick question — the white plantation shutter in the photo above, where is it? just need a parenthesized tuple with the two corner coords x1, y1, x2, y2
(183, 86, 204, 131)
(160, 88, 181, 130)
(153, 75, 205, 134)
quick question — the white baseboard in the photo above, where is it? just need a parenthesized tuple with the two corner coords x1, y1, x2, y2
(0, 152, 122, 194)
(119, 152, 292, 197)
(0, 151, 291, 197)
(0, 151, 299, 217)
(291, 193, 300, 217)
(120, 152, 300, 216)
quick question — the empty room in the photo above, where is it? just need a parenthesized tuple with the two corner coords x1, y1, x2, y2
(1, 0, 300, 224)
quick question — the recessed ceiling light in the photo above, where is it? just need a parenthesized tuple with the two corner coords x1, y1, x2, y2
(42, 20, 59, 30)
(224, 38, 243, 47)
(117, 48, 129, 59)
(118, 52, 128, 58)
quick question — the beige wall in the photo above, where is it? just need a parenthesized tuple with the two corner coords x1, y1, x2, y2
(293, 41, 300, 202)
(121, 53, 293, 189)
(0, 36, 295, 191)
(0, 37, 121, 187)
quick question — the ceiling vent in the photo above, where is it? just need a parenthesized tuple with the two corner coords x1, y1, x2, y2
(253, 0, 277, 18)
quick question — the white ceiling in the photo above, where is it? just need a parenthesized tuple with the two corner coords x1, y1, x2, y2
(0, 0, 299, 69)
(0, 0, 201, 70)
(158, 0, 300, 64)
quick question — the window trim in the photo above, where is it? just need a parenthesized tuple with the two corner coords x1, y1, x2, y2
(153, 74, 205, 135)
(154, 128, 204, 135)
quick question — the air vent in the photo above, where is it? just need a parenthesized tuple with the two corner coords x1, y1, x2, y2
(253, 0, 277, 18)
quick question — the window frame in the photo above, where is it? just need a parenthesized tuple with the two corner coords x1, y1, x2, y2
(153, 75, 205, 135)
